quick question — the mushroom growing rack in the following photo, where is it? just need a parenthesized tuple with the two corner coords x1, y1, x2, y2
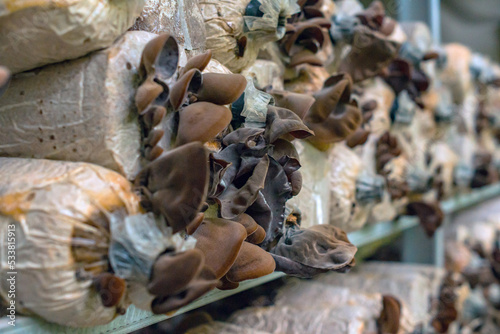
(2, 183, 500, 334)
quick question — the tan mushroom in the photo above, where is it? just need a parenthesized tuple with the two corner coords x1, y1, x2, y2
(134, 142, 209, 233)
(175, 102, 233, 146)
(304, 74, 362, 147)
(225, 242, 276, 283)
(377, 295, 401, 334)
(192, 218, 248, 279)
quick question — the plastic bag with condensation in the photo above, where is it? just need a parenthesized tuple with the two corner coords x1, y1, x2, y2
(0, 158, 194, 327)
(241, 78, 272, 128)
(317, 262, 446, 332)
(199, 0, 300, 73)
(327, 143, 376, 232)
(132, 0, 206, 54)
(229, 306, 367, 334)
(287, 141, 331, 228)
(275, 279, 383, 315)
(0, 0, 145, 74)
(241, 60, 285, 90)
(0, 31, 158, 180)
(445, 93, 479, 190)
(352, 134, 398, 224)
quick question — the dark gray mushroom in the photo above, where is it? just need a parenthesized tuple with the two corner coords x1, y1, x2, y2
(270, 224, 357, 278)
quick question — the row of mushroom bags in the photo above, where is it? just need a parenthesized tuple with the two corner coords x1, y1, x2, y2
(442, 200, 500, 334)
(185, 262, 449, 334)
(0, 0, 500, 328)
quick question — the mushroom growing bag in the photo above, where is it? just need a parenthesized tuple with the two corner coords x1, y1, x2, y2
(287, 141, 331, 228)
(132, 0, 207, 54)
(199, 0, 300, 73)
(0, 158, 140, 326)
(0, 31, 157, 180)
(327, 143, 382, 232)
(0, 157, 199, 327)
(0, 0, 145, 74)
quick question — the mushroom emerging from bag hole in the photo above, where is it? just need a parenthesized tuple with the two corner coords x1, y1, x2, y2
(329, 0, 401, 77)
(375, 131, 409, 201)
(134, 142, 210, 234)
(303, 73, 363, 150)
(0, 158, 215, 326)
(277, 0, 332, 70)
(208, 91, 313, 250)
(199, 0, 301, 73)
(134, 33, 247, 160)
(337, 25, 400, 83)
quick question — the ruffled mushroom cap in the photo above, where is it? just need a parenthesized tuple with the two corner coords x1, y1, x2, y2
(339, 26, 400, 83)
(377, 295, 401, 334)
(151, 266, 217, 314)
(217, 155, 270, 220)
(406, 201, 444, 237)
(186, 212, 205, 235)
(304, 73, 362, 146)
(431, 306, 458, 334)
(225, 241, 276, 283)
(192, 218, 248, 279)
(209, 94, 309, 249)
(431, 274, 463, 334)
(134, 142, 209, 233)
(265, 106, 314, 143)
(245, 156, 294, 249)
(270, 90, 316, 120)
(270, 224, 357, 278)
(93, 273, 126, 308)
(0, 66, 11, 98)
(271, 139, 302, 196)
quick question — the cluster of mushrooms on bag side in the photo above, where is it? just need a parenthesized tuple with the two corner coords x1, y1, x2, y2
(1, 0, 500, 328)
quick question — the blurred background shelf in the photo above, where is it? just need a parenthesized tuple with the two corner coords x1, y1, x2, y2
(3, 183, 500, 333)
